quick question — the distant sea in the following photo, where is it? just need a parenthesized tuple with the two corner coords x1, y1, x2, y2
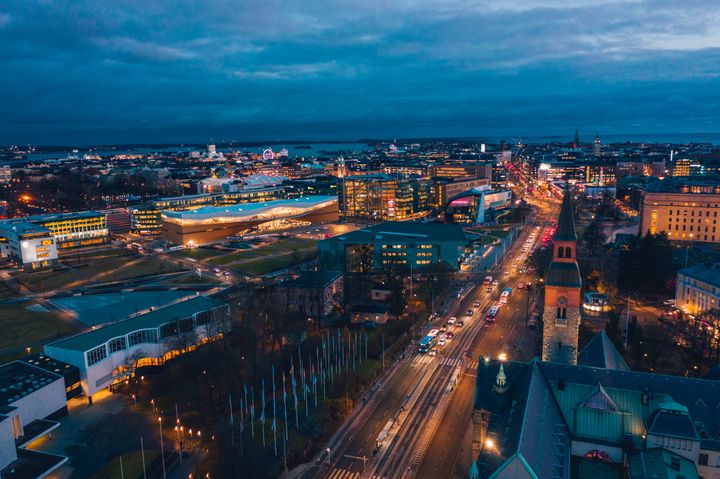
(20, 142, 372, 162)
(13, 133, 720, 163)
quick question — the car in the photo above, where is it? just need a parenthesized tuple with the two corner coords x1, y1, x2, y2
(447, 317, 457, 325)
(518, 283, 525, 290)
(466, 309, 474, 316)
(486, 287, 493, 293)
(492, 280, 499, 286)
(456, 320, 464, 327)
(512, 263, 517, 268)
(429, 348, 438, 357)
(440, 324, 448, 332)
(213, 268, 221, 273)
(516, 256, 523, 261)
(473, 301, 480, 308)
(445, 331, 454, 339)
(438, 338, 447, 347)
(526, 282, 533, 290)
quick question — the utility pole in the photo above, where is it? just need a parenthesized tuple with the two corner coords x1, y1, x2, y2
(625, 296, 630, 350)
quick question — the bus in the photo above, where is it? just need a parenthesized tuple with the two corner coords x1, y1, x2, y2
(486, 305, 500, 322)
(500, 287, 512, 304)
(418, 329, 440, 353)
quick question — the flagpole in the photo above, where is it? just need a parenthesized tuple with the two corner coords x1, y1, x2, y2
(272, 365, 277, 456)
(140, 436, 147, 479)
(283, 372, 288, 442)
(250, 388, 255, 439)
(261, 378, 266, 447)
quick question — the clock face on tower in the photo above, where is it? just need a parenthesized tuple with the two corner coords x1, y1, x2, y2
(558, 296, 567, 306)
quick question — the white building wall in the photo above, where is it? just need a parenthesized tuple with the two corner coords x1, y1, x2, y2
(9, 378, 66, 428)
(647, 433, 700, 463)
(0, 417, 18, 471)
(84, 342, 166, 396)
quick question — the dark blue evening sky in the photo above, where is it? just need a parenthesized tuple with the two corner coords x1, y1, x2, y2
(1, 0, 719, 145)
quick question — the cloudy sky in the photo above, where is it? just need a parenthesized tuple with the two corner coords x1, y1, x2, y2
(1, 0, 719, 145)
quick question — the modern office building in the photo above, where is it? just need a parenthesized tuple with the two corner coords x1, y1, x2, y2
(428, 163, 491, 180)
(639, 175, 720, 243)
(339, 174, 432, 221)
(0, 222, 58, 271)
(0, 361, 69, 478)
(444, 186, 512, 225)
(471, 332, 720, 479)
(44, 296, 229, 399)
(584, 162, 616, 186)
(319, 221, 469, 272)
(162, 196, 338, 245)
(0, 210, 109, 269)
(676, 263, 720, 316)
(431, 178, 490, 208)
(130, 187, 284, 234)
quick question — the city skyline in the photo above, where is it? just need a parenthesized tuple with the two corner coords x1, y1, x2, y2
(2, 0, 720, 144)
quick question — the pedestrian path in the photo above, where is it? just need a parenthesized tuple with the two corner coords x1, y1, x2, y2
(438, 357, 464, 367)
(327, 467, 360, 479)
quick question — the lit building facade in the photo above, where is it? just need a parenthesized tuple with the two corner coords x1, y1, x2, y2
(676, 263, 720, 316)
(444, 187, 512, 225)
(162, 196, 338, 245)
(319, 221, 468, 272)
(0, 222, 58, 271)
(130, 187, 283, 234)
(44, 296, 229, 398)
(639, 176, 720, 244)
(339, 174, 432, 221)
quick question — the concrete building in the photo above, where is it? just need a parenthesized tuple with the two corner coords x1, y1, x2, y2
(161, 196, 338, 245)
(319, 221, 468, 272)
(0, 211, 108, 252)
(676, 263, 720, 316)
(431, 178, 490, 208)
(277, 270, 343, 319)
(0, 361, 69, 478)
(428, 163, 491, 181)
(44, 296, 229, 399)
(471, 333, 720, 479)
(639, 175, 720, 244)
(542, 192, 582, 365)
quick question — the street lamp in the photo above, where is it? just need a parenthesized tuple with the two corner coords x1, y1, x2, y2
(158, 418, 167, 479)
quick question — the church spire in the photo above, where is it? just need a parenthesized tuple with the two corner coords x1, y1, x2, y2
(493, 364, 508, 394)
(554, 191, 577, 242)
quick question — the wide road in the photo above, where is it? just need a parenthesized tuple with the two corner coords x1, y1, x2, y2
(305, 217, 548, 479)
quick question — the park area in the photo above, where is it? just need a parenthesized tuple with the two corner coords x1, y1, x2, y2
(0, 301, 78, 361)
(12, 253, 185, 292)
(205, 238, 318, 267)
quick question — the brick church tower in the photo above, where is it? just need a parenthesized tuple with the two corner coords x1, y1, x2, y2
(541, 191, 582, 364)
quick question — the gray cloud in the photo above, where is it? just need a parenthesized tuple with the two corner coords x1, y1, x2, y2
(0, 0, 719, 144)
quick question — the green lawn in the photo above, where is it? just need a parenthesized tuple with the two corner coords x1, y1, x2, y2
(90, 450, 160, 479)
(15, 256, 185, 292)
(208, 238, 318, 266)
(160, 272, 223, 285)
(0, 301, 78, 351)
(232, 248, 317, 275)
(168, 247, 225, 261)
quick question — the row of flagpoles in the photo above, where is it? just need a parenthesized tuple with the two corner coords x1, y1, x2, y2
(229, 329, 370, 459)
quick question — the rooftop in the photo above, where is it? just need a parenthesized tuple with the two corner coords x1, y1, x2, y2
(162, 195, 336, 221)
(645, 174, 720, 194)
(0, 361, 61, 406)
(331, 221, 468, 244)
(554, 191, 578, 242)
(578, 331, 629, 371)
(678, 262, 720, 289)
(45, 296, 226, 352)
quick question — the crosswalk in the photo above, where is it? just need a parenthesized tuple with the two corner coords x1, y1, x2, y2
(327, 468, 360, 479)
(413, 355, 464, 368)
(439, 357, 464, 368)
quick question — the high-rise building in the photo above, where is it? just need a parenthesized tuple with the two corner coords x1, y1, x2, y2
(673, 158, 692, 176)
(340, 174, 432, 221)
(542, 192, 582, 364)
(593, 133, 601, 157)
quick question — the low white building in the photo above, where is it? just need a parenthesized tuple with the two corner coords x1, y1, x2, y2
(676, 263, 720, 316)
(44, 296, 229, 400)
(0, 361, 68, 478)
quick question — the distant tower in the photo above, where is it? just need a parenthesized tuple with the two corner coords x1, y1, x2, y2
(593, 133, 601, 157)
(542, 191, 582, 364)
(573, 129, 580, 148)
